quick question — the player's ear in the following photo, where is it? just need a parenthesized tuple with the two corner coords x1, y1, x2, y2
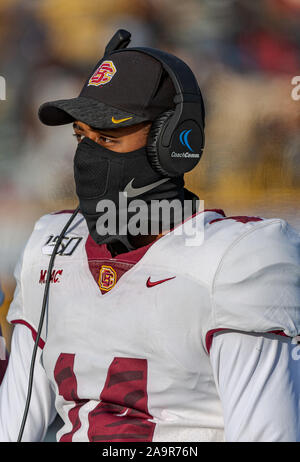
(146, 110, 174, 176)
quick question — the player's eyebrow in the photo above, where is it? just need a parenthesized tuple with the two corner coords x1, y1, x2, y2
(73, 122, 119, 138)
(97, 131, 119, 138)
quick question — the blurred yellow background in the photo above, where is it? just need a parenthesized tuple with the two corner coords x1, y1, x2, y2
(0, 0, 300, 350)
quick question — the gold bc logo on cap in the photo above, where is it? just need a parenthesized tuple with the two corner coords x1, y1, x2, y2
(88, 60, 117, 87)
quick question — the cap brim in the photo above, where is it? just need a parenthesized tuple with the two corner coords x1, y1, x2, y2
(38, 96, 148, 129)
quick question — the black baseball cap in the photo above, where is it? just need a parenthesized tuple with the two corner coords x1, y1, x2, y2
(38, 50, 176, 130)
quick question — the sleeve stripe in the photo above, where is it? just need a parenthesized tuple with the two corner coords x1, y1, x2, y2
(205, 328, 228, 354)
(11, 319, 45, 349)
(209, 216, 263, 225)
(268, 330, 289, 338)
(206, 329, 288, 354)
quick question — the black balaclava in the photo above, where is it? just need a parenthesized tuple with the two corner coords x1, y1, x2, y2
(74, 136, 187, 251)
(38, 48, 201, 252)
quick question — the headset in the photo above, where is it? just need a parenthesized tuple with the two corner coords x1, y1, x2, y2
(17, 29, 205, 442)
(107, 30, 205, 178)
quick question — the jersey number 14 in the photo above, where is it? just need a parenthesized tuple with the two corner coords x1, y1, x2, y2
(54, 354, 156, 442)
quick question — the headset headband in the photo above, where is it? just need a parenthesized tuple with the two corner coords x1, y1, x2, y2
(110, 47, 204, 146)
(111, 47, 201, 98)
(107, 30, 205, 177)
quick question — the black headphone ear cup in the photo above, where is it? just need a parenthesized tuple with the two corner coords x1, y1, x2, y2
(146, 110, 174, 177)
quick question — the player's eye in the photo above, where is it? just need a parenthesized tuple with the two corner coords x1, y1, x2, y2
(98, 136, 113, 144)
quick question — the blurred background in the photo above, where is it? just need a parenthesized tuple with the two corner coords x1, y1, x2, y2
(0, 0, 300, 353)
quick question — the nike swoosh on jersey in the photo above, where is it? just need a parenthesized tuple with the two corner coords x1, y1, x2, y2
(123, 178, 170, 198)
(146, 276, 176, 287)
(111, 116, 133, 124)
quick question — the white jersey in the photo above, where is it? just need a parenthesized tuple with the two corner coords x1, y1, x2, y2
(5, 209, 300, 442)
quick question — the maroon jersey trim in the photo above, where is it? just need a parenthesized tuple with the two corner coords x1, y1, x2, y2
(209, 216, 263, 225)
(85, 234, 154, 263)
(168, 209, 226, 235)
(205, 329, 228, 353)
(206, 329, 288, 354)
(85, 208, 226, 263)
(0, 325, 8, 385)
(11, 319, 45, 349)
(0, 357, 8, 386)
(85, 236, 155, 294)
(85, 209, 226, 293)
